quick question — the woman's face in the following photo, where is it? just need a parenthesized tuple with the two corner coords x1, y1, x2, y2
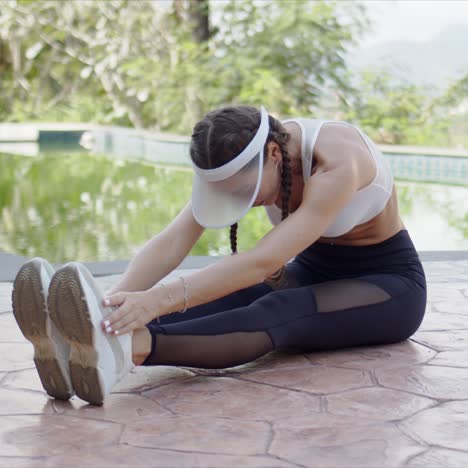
(213, 142, 283, 209)
(253, 142, 282, 207)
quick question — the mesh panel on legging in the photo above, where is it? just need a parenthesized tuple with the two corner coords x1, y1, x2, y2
(141, 276, 410, 369)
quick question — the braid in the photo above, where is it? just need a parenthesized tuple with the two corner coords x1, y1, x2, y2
(230, 222, 238, 254)
(278, 140, 292, 222)
(263, 131, 292, 288)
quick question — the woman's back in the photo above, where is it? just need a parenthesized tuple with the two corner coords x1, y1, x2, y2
(265, 118, 404, 246)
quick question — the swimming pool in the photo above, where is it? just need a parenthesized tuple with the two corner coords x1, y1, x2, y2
(1, 150, 467, 262)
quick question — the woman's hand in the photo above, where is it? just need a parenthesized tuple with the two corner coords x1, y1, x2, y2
(100, 288, 165, 336)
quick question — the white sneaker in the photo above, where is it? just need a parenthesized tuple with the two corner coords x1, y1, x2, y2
(11, 258, 74, 400)
(47, 262, 135, 405)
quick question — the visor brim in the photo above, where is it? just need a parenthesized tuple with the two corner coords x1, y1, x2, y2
(191, 151, 264, 228)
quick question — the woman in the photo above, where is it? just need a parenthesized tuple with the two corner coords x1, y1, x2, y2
(12, 105, 427, 406)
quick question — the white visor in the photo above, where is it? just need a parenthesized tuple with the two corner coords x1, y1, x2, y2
(191, 106, 269, 228)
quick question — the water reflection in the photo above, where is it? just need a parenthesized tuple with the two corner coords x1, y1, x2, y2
(1, 151, 467, 262)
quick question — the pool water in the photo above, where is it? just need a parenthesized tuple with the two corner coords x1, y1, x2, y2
(1, 151, 467, 262)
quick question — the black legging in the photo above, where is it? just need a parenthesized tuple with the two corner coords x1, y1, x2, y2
(143, 229, 427, 368)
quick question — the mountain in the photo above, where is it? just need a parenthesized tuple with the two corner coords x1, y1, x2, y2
(348, 24, 468, 92)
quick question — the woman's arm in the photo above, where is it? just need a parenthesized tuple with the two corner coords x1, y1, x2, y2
(106, 200, 205, 295)
(103, 125, 366, 334)
(103, 162, 358, 335)
(143, 157, 360, 317)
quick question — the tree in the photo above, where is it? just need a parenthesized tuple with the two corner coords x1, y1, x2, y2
(429, 73, 468, 147)
(340, 69, 453, 145)
(0, 0, 368, 133)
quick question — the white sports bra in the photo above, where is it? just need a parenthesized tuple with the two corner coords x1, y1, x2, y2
(264, 118, 394, 237)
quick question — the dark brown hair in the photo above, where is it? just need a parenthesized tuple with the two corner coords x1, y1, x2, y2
(190, 105, 292, 283)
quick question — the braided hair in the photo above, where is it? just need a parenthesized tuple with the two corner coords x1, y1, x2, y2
(190, 106, 293, 286)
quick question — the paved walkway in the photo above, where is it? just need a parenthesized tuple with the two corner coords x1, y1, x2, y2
(0, 259, 467, 467)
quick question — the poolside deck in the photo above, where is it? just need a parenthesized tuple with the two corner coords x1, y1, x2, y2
(0, 255, 467, 467)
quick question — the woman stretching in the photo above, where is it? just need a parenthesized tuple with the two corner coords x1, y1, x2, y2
(12, 106, 427, 405)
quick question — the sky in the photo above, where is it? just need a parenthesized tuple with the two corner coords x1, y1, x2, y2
(359, 0, 468, 47)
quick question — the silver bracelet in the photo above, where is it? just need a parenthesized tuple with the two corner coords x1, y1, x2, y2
(179, 276, 189, 313)
(157, 283, 174, 323)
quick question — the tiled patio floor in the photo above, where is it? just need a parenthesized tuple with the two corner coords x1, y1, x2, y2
(0, 259, 467, 467)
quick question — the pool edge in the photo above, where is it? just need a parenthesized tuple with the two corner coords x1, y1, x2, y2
(1, 251, 467, 282)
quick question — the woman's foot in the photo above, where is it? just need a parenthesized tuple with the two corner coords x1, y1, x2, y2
(11, 258, 74, 400)
(47, 262, 135, 406)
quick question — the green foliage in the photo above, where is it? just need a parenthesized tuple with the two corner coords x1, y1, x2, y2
(0, 151, 272, 261)
(0, 0, 367, 132)
(2, 151, 467, 261)
(0, 0, 466, 146)
(428, 74, 468, 147)
(342, 69, 468, 147)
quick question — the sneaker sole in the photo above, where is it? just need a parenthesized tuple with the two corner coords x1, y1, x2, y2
(11, 260, 73, 400)
(48, 264, 106, 406)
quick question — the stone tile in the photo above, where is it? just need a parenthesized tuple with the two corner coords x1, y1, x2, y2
(425, 260, 467, 271)
(305, 341, 435, 371)
(271, 414, 424, 467)
(428, 274, 468, 284)
(112, 365, 196, 393)
(423, 262, 468, 283)
(428, 351, 468, 368)
(1, 368, 44, 393)
(427, 284, 466, 304)
(0, 415, 121, 457)
(375, 365, 468, 400)
(432, 300, 468, 314)
(2, 367, 196, 412)
(326, 387, 436, 421)
(411, 329, 468, 351)
(191, 351, 316, 377)
(427, 285, 465, 302)
(236, 350, 313, 373)
(143, 375, 320, 420)
(240, 365, 372, 394)
(0, 457, 45, 468)
(52, 393, 171, 423)
(0, 388, 54, 415)
(0, 312, 28, 343)
(418, 310, 468, 331)
(0, 342, 34, 372)
(399, 401, 468, 451)
(424, 269, 462, 281)
(406, 447, 468, 467)
(441, 282, 468, 290)
(0, 259, 467, 467)
(424, 261, 464, 271)
(42, 445, 297, 468)
(122, 415, 270, 455)
(0, 283, 13, 313)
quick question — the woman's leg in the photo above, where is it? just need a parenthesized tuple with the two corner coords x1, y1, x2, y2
(131, 259, 328, 365)
(140, 272, 427, 368)
(132, 327, 153, 365)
